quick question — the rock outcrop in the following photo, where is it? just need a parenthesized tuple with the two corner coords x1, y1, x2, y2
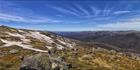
(20, 53, 72, 70)
(20, 53, 51, 70)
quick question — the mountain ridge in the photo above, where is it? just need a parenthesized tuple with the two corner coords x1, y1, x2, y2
(56, 31, 140, 55)
(0, 26, 140, 70)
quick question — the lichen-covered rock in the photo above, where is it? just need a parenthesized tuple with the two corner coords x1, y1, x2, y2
(51, 56, 72, 70)
(20, 53, 51, 70)
(20, 53, 72, 70)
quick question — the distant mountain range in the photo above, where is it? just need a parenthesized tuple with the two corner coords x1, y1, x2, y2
(56, 31, 140, 54)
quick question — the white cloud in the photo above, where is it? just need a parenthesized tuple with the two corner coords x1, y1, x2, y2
(94, 18, 140, 31)
(51, 6, 80, 17)
(0, 1, 36, 17)
(103, 9, 111, 16)
(113, 11, 131, 15)
(67, 6, 84, 16)
(0, 13, 62, 23)
(90, 6, 101, 16)
(0, 13, 26, 22)
(75, 4, 90, 16)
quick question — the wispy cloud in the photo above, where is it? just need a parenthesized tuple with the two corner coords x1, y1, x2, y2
(113, 11, 131, 15)
(90, 6, 101, 16)
(51, 6, 80, 17)
(101, 4, 113, 16)
(94, 17, 140, 31)
(0, 1, 35, 17)
(0, 13, 62, 23)
(103, 9, 111, 16)
(75, 4, 90, 16)
(0, 13, 25, 21)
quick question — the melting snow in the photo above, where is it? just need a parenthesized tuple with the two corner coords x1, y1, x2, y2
(7, 32, 25, 39)
(7, 32, 31, 43)
(18, 30, 25, 33)
(0, 39, 21, 47)
(2, 31, 73, 51)
(0, 39, 48, 52)
(67, 43, 73, 48)
(56, 44, 64, 50)
(57, 39, 73, 48)
(21, 38, 31, 43)
(45, 46, 53, 50)
(57, 39, 66, 45)
(27, 32, 54, 43)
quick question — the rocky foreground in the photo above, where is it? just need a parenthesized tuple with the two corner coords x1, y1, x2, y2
(0, 26, 140, 70)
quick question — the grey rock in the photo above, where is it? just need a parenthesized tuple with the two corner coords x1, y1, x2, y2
(51, 56, 71, 70)
(0, 51, 5, 57)
(20, 53, 72, 70)
(9, 49, 19, 54)
(20, 53, 51, 70)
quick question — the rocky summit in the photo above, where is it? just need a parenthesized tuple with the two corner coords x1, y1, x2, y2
(0, 26, 140, 70)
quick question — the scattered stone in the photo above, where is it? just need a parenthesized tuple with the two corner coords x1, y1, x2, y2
(81, 54, 92, 60)
(110, 55, 117, 60)
(118, 52, 123, 55)
(19, 56, 24, 61)
(71, 48, 78, 51)
(92, 48, 95, 53)
(9, 49, 19, 54)
(0, 51, 5, 57)
(130, 54, 140, 60)
(56, 56, 65, 62)
(109, 50, 117, 54)
(66, 63, 72, 69)
(96, 47, 105, 52)
(52, 62, 59, 69)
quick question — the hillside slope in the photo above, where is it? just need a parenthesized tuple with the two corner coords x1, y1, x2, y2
(57, 31, 140, 54)
(0, 26, 140, 70)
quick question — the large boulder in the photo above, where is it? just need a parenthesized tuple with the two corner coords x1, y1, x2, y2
(20, 53, 51, 70)
(20, 53, 72, 70)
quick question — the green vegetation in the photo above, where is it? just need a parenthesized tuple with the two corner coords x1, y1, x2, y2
(0, 26, 140, 70)
(56, 47, 140, 70)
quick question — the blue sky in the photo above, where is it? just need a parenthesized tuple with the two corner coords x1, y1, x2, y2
(0, 0, 140, 31)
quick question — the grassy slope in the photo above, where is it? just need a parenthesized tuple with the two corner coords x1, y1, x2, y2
(0, 26, 140, 70)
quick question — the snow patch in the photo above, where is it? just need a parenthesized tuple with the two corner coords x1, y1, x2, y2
(7, 32, 25, 39)
(7, 32, 31, 43)
(0, 39, 21, 47)
(21, 38, 31, 43)
(27, 32, 53, 43)
(56, 44, 64, 50)
(0, 39, 48, 52)
(57, 39, 66, 45)
(57, 39, 73, 48)
(18, 30, 25, 33)
(45, 46, 53, 50)
(67, 43, 73, 48)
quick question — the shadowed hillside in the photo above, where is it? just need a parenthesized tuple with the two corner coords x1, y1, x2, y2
(57, 31, 140, 54)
